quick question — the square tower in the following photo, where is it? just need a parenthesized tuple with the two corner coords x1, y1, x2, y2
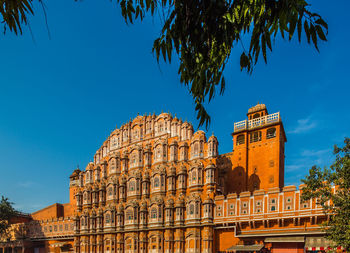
(228, 104, 287, 193)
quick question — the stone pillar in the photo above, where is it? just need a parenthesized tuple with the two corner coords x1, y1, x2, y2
(11, 246, 14, 253)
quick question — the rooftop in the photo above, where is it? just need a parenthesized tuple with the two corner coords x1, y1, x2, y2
(234, 112, 280, 132)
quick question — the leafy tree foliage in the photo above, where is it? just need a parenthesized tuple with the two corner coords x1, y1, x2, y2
(116, 0, 327, 127)
(301, 138, 350, 251)
(0, 196, 16, 235)
(0, 0, 35, 34)
(0, 196, 16, 236)
(0, 0, 328, 127)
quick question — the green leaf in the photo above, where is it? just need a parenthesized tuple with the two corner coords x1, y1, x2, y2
(304, 20, 310, 43)
(315, 25, 327, 41)
(315, 18, 328, 30)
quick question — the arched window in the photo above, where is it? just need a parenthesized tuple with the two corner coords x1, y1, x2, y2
(154, 177, 160, 188)
(267, 128, 276, 139)
(250, 131, 262, 143)
(126, 210, 133, 220)
(109, 160, 116, 173)
(110, 136, 117, 149)
(156, 147, 161, 160)
(129, 181, 135, 191)
(131, 154, 137, 166)
(146, 122, 150, 133)
(194, 143, 199, 157)
(236, 134, 245, 145)
(123, 130, 128, 141)
(151, 208, 157, 219)
(133, 129, 138, 140)
(108, 187, 113, 196)
(105, 213, 111, 223)
(171, 124, 177, 137)
(192, 170, 197, 182)
(189, 204, 194, 215)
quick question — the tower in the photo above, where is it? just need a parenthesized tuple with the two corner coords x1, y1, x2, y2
(228, 104, 287, 193)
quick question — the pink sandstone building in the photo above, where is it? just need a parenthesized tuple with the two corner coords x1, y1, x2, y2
(0, 104, 339, 253)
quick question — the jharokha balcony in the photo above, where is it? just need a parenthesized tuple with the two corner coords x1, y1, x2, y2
(234, 112, 280, 132)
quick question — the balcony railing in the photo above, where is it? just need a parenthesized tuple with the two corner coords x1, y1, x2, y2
(234, 112, 280, 132)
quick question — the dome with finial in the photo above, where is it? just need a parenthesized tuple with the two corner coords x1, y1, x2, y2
(248, 103, 266, 114)
(69, 167, 81, 178)
(208, 133, 217, 142)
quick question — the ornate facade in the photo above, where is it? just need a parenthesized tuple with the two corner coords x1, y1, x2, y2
(70, 113, 219, 253)
(0, 105, 340, 253)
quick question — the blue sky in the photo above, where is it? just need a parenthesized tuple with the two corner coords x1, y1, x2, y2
(0, 0, 349, 213)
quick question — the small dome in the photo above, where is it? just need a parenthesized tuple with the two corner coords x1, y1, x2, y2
(132, 115, 144, 124)
(70, 169, 81, 178)
(195, 130, 205, 136)
(156, 112, 171, 120)
(248, 103, 266, 113)
(208, 134, 217, 141)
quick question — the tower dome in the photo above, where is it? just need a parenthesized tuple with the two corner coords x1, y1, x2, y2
(248, 103, 266, 114)
(247, 103, 268, 119)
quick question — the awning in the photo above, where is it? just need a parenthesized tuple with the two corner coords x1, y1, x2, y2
(305, 236, 343, 251)
(265, 236, 305, 243)
(226, 244, 264, 251)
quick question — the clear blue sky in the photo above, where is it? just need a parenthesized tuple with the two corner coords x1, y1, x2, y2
(0, 0, 348, 213)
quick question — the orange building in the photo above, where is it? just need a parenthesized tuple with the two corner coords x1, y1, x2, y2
(0, 105, 341, 253)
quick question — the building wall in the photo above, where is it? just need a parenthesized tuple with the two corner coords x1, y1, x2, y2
(0, 105, 331, 253)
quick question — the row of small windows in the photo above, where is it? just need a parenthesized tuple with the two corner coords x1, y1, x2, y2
(41, 223, 73, 233)
(215, 197, 310, 216)
(78, 172, 215, 209)
(236, 127, 276, 145)
(81, 170, 214, 197)
(93, 146, 218, 177)
(78, 204, 211, 229)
